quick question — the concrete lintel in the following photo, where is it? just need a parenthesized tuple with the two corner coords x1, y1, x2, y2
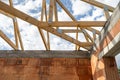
(0, 50, 90, 58)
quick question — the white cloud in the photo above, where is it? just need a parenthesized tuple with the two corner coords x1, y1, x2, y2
(96, 0, 120, 7)
(80, 7, 106, 21)
(71, 0, 92, 15)
(13, 0, 42, 19)
(50, 34, 75, 50)
(58, 10, 72, 21)
(17, 18, 45, 50)
(0, 14, 15, 46)
(0, 14, 13, 34)
(0, 38, 13, 50)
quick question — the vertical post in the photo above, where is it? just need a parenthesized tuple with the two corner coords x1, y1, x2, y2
(48, 0, 54, 22)
(75, 27, 79, 50)
(53, 0, 58, 22)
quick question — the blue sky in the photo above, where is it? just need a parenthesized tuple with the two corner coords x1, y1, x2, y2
(0, 0, 120, 67)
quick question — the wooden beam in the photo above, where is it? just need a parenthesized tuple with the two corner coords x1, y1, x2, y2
(86, 27, 100, 35)
(82, 0, 115, 12)
(81, 28, 90, 42)
(9, 0, 24, 50)
(53, 0, 59, 30)
(75, 27, 79, 50)
(62, 29, 82, 33)
(47, 31, 50, 50)
(39, 0, 49, 50)
(48, 0, 54, 22)
(0, 10, 14, 18)
(13, 18, 18, 48)
(0, 1, 92, 47)
(0, 30, 18, 50)
(9, 0, 13, 7)
(14, 20, 24, 50)
(39, 21, 105, 27)
(54, 0, 58, 21)
(82, 29, 94, 43)
(44, 0, 48, 22)
(41, 0, 44, 21)
(38, 28, 49, 50)
(48, 0, 54, 50)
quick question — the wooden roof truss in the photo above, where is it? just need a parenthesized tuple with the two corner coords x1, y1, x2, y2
(0, 0, 115, 51)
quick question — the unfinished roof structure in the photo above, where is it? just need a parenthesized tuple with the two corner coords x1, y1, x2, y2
(0, 0, 120, 80)
(0, 0, 115, 51)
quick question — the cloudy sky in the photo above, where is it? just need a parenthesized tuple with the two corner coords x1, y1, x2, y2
(0, 0, 120, 67)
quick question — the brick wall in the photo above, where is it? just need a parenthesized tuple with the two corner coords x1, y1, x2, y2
(0, 58, 92, 80)
(91, 53, 119, 80)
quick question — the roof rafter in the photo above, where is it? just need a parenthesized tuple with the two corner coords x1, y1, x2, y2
(0, 30, 18, 50)
(82, 0, 115, 12)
